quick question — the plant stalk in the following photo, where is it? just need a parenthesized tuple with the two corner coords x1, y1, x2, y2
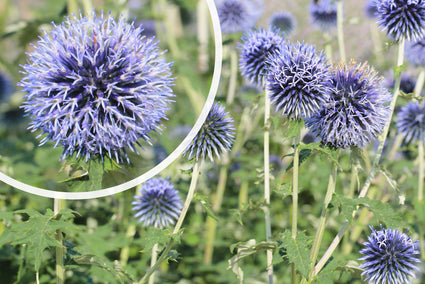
(138, 161, 202, 284)
(307, 156, 338, 282)
(336, 0, 346, 61)
(264, 91, 273, 284)
(149, 243, 159, 284)
(291, 132, 301, 284)
(226, 47, 238, 105)
(312, 37, 406, 278)
(54, 199, 65, 284)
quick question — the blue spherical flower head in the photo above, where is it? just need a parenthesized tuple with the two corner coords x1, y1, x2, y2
(306, 61, 391, 148)
(405, 38, 425, 67)
(266, 42, 332, 120)
(132, 177, 183, 229)
(397, 102, 425, 145)
(184, 103, 235, 162)
(19, 13, 174, 163)
(374, 0, 425, 42)
(359, 225, 421, 284)
(238, 27, 285, 87)
(269, 11, 297, 35)
(385, 72, 416, 94)
(309, 0, 338, 31)
(216, 0, 259, 34)
(365, 0, 378, 18)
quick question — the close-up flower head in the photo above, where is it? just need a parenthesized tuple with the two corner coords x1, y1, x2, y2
(359, 225, 421, 284)
(269, 11, 297, 35)
(216, 0, 260, 34)
(266, 42, 332, 120)
(19, 12, 174, 163)
(306, 61, 391, 148)
(373, 0, 425, 42)
(397, 102, 425, 145)
(238, 27, 286, 87)
(184, 103, 235, 162)
(309, 0, 338, 31)
(132, 177, 183, 229)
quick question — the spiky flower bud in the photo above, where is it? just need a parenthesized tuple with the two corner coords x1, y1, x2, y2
(216, 0, 259, 34)
(306, 61, 391, 148)
(309, 0, 338, 31)
(373, 0, 425, 42)
(19, 13, 174, 163)
(132, 177, 183, 229)
(359, 225, 421, 284)
(266, 42, 332, 120)
(269, 11, 297, 35)
(397, 102, 425, 145)
(184, 103, 235, 162)
(238, 27, 285, 87)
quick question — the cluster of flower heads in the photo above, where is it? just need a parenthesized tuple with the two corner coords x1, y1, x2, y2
(359, 225, 421, 284)
(309, 0, 338, 31)
(405, 38, 425, 67)
(19, 13, 174, 163)
(238, 27, 285, 86)
(397, 102, 425, 145)
(184, 103, 235, 162)
(306, 61, 391, 148)
(216, 0, 260, 34)
(373, 0, 425, 42)
(267, 42, 332, 120)
(269, 11, 297, 35)
(132, 177, 183, 229)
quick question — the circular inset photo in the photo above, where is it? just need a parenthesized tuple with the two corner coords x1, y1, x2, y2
(0, 0, 222, 199)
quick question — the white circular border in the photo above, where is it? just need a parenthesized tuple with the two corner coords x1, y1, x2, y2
(0, 0, 223, 200)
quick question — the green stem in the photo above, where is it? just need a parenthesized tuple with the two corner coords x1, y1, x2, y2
(148, 243, 159, 284)
(67, 0, 78, 14)
(264, 91, 273, 284)
(324, 32, 332, 61)
(291, 132, 301, 284)
(138, 161, 202, 284)
(307, 156, 338, 282)
(419, 141, 424, 202)
(336, 0, 346, 61)
(226, 48, 238, 105)
(119, 224, 136, 267)
(197, 0, 209, 73)
(203, 157, 229, 265)
(54, 199, 65, 284)
(312, 37, 406, 278)
(158, 0, 181, 59)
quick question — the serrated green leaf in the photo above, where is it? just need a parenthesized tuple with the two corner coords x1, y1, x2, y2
(284, 149, 313, 172)
(286, 120, 305, 140)
(138, 227, 173, 254)
(227, 239, 276, 283)
(273, 182, 292, 199)
(195, 194, 218, 221)
(0, 209, 77, 272)
(332, 194, 358, 223)
(279, 230, 311, 279)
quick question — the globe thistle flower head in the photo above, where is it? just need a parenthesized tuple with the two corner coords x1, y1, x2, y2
(365, 0, 378, 18)
(132, 177, 183, 229)
(374, 0, 425, 42)
(269, 11, 297, 35)
(359, 225, 421, 284)
(405, 38, 425, 67)
(19, 13, 174, 163)
(309, 0, 338, 31)
(0, 71, 13, 104)
(216, 0, 260, 34)
(385, 72, 416, 94)
(238, 27, 285, 87)
(306, 61, 391, 148)
(266, 42, 332, 120)
(184, 103, 235, 162)
(397, 102, 425, 145)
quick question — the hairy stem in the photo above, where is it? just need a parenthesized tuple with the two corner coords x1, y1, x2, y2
(148, 243, 159, 284)
(312, 37, 406, 278)
(226, 48, 238, 105)
(291, 132, 301, 284)
(54, 199, 65, 284)
(264, 91, 273, 284)
(138, 161, 202, 284)
(197, 0, 209, 73)
(308, 157, 338, 282)
(336, 0, 346, 61)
